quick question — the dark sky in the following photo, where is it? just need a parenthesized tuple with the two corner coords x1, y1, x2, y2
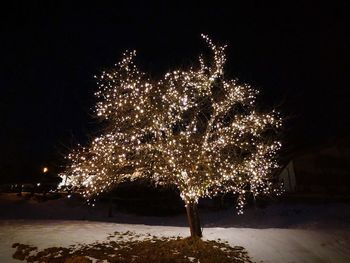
(1, 2, 350, 182)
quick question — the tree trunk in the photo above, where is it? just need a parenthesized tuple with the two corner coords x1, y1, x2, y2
(185, 202, 202, 237)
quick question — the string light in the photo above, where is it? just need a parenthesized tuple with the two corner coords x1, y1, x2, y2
(59, 35, 282, 214)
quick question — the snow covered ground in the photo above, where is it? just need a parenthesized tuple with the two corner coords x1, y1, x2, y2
(1, 193, 350, 262)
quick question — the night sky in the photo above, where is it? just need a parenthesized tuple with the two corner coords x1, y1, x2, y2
(1, 2, 350, 182)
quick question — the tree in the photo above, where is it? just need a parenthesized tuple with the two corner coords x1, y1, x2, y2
(60, 35, 282, 237)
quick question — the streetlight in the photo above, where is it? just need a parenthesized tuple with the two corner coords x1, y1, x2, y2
(40, 167, 49, 196)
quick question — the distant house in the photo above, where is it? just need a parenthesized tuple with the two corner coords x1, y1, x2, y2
(278, 141, 350, 194)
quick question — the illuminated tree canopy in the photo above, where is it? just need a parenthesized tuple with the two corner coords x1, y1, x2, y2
(60, 35, 282, 237)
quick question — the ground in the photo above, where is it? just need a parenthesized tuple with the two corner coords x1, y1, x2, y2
(0, 193, 350, 262)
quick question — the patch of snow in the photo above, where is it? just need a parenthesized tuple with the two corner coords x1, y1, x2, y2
(188, 256, 196, 262)
(1, 220, 349, 263)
